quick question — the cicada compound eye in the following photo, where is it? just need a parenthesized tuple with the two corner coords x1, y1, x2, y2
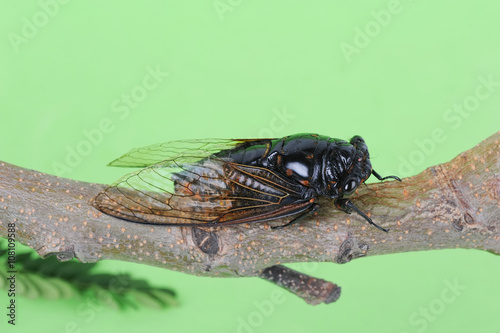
(343, 179, 358, 194)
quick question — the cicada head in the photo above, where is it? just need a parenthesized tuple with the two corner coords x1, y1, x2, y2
(340, 135, 372, 194)
(322, 136, 368, 197)
(324, 135, 372, 197)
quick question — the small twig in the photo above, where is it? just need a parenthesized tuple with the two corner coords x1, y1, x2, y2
(259, 265, 341, 305)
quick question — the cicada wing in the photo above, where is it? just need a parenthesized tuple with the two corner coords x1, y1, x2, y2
(92, 157, 310, 226)
(107, 138, 276, 168)
(93, 158, 230, 223)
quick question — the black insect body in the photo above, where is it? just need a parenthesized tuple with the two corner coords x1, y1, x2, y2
(92, 133, 401, 232)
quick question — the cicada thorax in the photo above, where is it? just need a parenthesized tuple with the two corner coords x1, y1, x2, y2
(251, 133, 373, 198)
(221, 133, 336, 194)
(227, 133, 373, 199)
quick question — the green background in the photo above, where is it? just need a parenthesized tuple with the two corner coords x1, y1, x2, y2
(1, 0, 499, 332)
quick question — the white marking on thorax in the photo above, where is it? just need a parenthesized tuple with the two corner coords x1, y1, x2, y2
(285, 161, 309, 178)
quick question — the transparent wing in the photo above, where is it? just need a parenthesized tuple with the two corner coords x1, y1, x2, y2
(107, 138, 274, 168)
(92, 157, 310, 226)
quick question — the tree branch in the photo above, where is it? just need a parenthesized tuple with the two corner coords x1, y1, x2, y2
(1, 132, 498, 305)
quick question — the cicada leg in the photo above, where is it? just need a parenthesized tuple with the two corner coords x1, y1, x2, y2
(371, 170, 401, 182)
(334, 198, 389, 232)
(271, 203, 320, 230)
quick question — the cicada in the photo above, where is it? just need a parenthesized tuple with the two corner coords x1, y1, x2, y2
(92, 133, 400, 232)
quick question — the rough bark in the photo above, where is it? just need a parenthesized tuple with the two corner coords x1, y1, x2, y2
(0, 132, 498, 305)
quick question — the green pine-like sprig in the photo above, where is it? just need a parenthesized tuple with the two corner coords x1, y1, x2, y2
(0, 239, 177, 309)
